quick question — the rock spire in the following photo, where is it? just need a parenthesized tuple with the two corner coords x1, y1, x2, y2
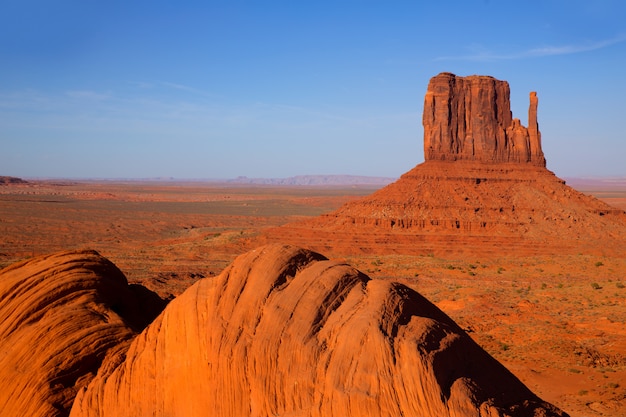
(423, 72, 546, 166)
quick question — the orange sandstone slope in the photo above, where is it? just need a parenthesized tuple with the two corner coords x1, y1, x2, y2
(265, 73, 626, 257)
(0, 250, 165, 417)
(70, 244, 566, 417)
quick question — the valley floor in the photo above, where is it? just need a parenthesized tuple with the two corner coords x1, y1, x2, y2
(1, 179, 625, 417)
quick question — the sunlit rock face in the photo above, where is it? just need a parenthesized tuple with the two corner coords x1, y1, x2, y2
(70, 244, 566, 417)
(0, 250, 164, 417)
(423, 72, 545, 166)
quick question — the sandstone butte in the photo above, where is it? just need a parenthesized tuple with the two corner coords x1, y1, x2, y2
(0, 245, 567, 416)
(265, 72, 626, 258)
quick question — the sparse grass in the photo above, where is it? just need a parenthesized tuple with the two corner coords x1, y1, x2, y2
(3, 180, 626, 414)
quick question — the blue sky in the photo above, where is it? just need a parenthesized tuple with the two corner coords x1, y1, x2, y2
(1, 1, 625, 179)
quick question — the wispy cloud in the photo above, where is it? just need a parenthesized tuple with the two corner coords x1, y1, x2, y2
(128, 80, 221, 99)
(435, 34, 626, 61)
(160, 81, 203, 93)
(65, 90, 111, 100)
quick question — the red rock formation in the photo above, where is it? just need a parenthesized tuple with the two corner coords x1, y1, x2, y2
(423, 72, 546, 166)
(266, 160, 626, 257)
(70, 244, 566, 417)
(266, 73, 626, 257)
(528, 91, 543, 163)
(0, 250, 164, 417)
(0, 175, 27, 184)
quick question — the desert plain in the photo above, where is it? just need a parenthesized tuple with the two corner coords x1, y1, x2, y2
(2, 73, 626, 417)
(1, 176, 625, 417)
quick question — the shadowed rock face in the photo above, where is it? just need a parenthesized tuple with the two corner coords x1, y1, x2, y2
(0, 250, 165, 417)
(70, 244, 566, 417)
(423, 72, 545, 166)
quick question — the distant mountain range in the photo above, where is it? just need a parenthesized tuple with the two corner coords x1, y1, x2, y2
(563, 176, 626, 189)
(224, 175, 397, 186)
(5, 175, 626, 188)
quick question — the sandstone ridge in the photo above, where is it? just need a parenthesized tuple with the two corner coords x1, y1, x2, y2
(0, 250, 165, 417)
(69, 244, 565, 417)
(424, 72, 545, 166)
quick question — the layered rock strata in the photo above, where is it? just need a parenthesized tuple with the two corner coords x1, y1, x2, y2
(70, 244, 565, 417)
(267, 161, 626, 257)
(0, 250, 165, 417)
(423, 72, 545, 166)
(266, 73, 626, 257)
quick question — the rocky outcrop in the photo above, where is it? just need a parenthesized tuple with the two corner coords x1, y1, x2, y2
(423, 72, 545, 166)
(0, 175, 27, 184)
(70, 244, 565, 417)
(0, 250, 165, 417)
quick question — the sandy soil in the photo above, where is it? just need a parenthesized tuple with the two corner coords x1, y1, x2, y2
(1, 179, 624, 416)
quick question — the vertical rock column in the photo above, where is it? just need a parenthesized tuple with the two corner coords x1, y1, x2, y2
(528, 92, 546, 166)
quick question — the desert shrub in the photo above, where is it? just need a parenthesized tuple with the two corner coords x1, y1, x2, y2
(591, 282, 602, 290)
(616, 282, 625, 289)
(595, 261, 604, 267)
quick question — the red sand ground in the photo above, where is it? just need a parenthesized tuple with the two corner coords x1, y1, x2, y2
(1, 179, 625, 416)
